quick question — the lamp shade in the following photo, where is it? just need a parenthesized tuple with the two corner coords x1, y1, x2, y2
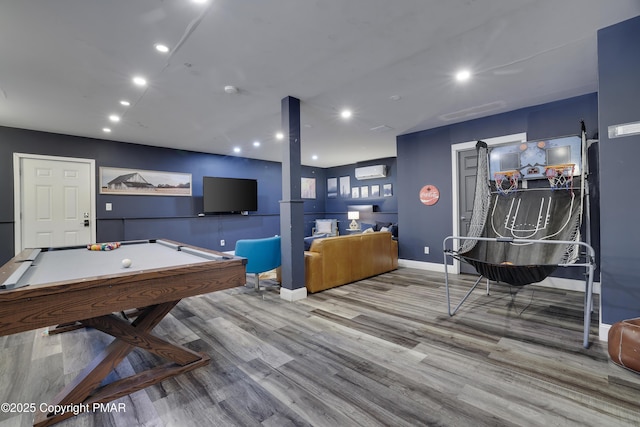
(347, 211, 359, 220)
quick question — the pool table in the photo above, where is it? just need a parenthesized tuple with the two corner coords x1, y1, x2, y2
(0, 239, 247, 427)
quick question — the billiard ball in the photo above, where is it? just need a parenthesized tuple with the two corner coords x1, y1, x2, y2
(122, 258, 132, 268)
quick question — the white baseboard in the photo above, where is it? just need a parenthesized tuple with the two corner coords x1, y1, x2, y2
(398, 259, 446, 272)
(398, 259, 600, 294)
(600, 322, 611, 343)
(280, 286, 307, 301)
(534, 276, 601, 295)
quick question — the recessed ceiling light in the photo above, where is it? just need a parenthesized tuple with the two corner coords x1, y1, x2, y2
(253, 141, 261, 147)
(340, 109, 352, 119)
(455, 69, 472, 82)
(389, 95, 401, 101)
(132, 76, 147, 86)
(102, 128, 111, 133)
(233, 147, 241, 153)
(192, 0, 208, 3)
(154, 44, 170, 53)
(275, 132, 284, 140)
(109, 114, 120, 122)
(119, 100, 131, 106)
(312, 155, 318, 160)
(224, 85, 239, 94)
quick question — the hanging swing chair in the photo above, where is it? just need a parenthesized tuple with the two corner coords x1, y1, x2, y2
(443, 123, 596, 348)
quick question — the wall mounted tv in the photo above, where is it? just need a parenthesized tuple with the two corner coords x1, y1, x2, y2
(203, 177, 258, 213)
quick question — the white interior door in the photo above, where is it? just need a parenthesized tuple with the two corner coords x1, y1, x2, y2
(14, 154, 96, 252)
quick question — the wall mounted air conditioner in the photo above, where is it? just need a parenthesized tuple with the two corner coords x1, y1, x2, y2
(355, 165, 387, 180)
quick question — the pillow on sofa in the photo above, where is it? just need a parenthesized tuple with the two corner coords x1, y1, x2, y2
(304, 233, 327, 250)
(388, 223, 398, 238)
(362, 227, 374, 234)
(360, 223, 374, 231)
(315, 219, 335, 234)
(375, 221, 393, 231)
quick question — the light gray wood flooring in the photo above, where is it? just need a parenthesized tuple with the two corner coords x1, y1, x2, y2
(1, 268, 639, 427)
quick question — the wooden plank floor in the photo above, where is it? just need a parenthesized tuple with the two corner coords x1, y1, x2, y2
(1, 268, 639, 427)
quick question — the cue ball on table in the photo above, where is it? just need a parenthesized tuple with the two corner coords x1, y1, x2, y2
(122, 258, 132, 268)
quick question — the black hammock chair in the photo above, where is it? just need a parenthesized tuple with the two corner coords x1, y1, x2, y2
(443, 131, 596, 348)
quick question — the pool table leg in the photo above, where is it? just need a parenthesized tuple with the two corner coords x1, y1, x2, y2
(47, 321, 84, 335)
(33, 300, 210, 427)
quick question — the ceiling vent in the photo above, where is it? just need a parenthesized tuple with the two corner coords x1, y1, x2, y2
(438, 101, 506, 122)
(355, 165, 387, 180)
(369, 125, 394, 133)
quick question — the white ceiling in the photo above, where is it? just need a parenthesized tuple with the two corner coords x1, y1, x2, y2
(1, 1, 639, 168)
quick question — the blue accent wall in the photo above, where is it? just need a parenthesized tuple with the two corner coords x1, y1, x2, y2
(324, 157, 398, 234)
(397, 94, 598, 265)
(597, 15, 640, 324)
(0, 124, 391, 264)
(0, 125, 323, 262)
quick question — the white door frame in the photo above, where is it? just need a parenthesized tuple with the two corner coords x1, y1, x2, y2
(13, 153, 96, 254)
(450, 133, 526, 274)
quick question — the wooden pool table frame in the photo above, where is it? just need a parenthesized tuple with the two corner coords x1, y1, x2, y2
(0, 239, 247, 427)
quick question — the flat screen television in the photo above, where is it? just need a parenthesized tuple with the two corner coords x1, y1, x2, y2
(203, 177, 258, 213)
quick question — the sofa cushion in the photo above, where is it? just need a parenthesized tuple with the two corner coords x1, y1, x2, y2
(375, 221, 393, 231)
(388, 223, 398, 238)
(315, 219, 336, 235)
(304, 233, 327, 250)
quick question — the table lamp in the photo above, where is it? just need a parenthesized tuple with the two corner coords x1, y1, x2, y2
(348, 211, 360, 230)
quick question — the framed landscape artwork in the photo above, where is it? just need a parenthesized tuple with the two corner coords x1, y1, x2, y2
(100, 167, 191, 196)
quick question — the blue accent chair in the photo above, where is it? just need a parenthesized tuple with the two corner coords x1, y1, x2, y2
(234, 236, 281, 290)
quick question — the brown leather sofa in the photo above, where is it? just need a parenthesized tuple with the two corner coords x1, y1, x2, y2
(304, 231, 398, 293)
